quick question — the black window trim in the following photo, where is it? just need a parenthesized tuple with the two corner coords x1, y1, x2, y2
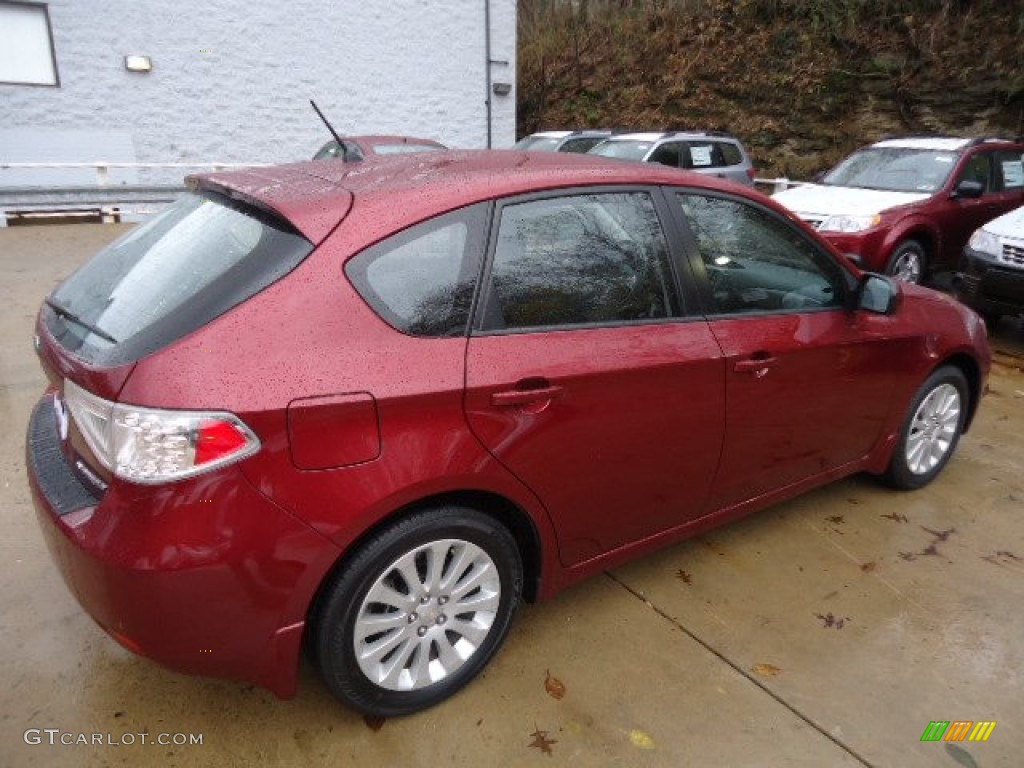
(470, 184, 697, 337)
(0, 0, 60, 88)
(663, 186, 860, 320)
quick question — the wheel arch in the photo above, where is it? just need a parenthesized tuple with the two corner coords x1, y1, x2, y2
(936, 352, 983, 432)
(307, 489, 544, 633)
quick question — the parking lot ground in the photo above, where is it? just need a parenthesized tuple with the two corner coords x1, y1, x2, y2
(1, 224, 1022, 767)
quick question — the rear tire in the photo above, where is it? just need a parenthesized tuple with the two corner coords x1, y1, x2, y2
(313, 506, 522, 717)
(885, 365, 967, 490)
(885, 240, 926, 284)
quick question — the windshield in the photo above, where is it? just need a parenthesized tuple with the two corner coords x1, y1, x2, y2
(823, 147, 958, 193)
(46, 191, 312, 366)
(589, 141, 652, 161)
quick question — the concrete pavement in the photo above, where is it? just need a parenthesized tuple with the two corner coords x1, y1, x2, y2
(1, 224, 1021, 767)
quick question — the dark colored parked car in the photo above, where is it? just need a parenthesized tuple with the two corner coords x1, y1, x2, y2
(774, 136, 1024, 283)
(312, 134, 446, 161)
(956, 204, 1024, 326)
(512, 130, 614, 154)
(27, 150, 990, 717)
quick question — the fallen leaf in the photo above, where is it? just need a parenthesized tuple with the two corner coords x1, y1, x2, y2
(529, 727, 557, 756)
(751, 663, 781, 677)
(629, 729, 656, 749)
(860, 561, 876, 573)
(544, 670, 566, 700)
(363, 715, 386, 732)
(675, 569, 692, 584)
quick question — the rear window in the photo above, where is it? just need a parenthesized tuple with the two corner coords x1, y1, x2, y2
(345, 204, 487, 337)
(46, 190, 313, 366)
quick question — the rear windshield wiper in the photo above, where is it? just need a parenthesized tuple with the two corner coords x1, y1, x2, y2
(44, 297, 119, 345)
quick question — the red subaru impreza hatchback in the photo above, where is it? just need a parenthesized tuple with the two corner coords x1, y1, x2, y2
(27, 151, 990, 716)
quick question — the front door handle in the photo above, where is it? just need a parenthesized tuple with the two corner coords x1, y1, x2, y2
(491, 384, 564, 407)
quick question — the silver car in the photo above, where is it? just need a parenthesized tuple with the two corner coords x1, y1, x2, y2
(590, 131, 757, 186)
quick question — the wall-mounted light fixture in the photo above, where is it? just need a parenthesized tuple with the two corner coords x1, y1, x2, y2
(124, 55, 152, 73)
(492, 82, 511, 96)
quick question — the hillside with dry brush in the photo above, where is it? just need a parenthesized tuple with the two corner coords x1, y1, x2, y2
(518, 0, 1024, 177)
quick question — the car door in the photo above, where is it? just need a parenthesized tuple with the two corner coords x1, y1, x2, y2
(672, 191, 914, 511)
(463, 189, 726, 567)
(940, 149, 1024, 265)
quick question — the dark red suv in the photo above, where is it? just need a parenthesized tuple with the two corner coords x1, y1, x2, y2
(26, 151, 990, 716)
(774, 137, 1024, 283)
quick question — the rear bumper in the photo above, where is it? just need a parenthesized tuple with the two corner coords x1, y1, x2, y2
(26, 394, 339, 698)
(955, 248, 1024, 317)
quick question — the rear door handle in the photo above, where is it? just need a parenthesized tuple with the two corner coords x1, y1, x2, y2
(734, 356, 777, 374)
(491, 384, 564, 407)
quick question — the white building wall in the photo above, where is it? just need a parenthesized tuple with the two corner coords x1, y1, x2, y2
(0, 0, 517, 185)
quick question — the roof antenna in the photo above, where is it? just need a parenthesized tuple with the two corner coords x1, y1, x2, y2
(310, 99, 350, 159)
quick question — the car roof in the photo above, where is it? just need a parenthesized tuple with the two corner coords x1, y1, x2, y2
(600, 131, 738, 143)
(604, 133, 665, 142)
(190, 149, 741, 245)
(871, 136, 1022, 152)
(872, 137, 972, 151)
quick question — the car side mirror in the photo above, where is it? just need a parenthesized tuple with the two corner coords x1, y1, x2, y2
(857, 273, 900, 314)
(844, 252, 866, 269)
(953, 179, 984, 199)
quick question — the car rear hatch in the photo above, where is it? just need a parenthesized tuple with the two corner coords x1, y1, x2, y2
(34, 164, 352, 490)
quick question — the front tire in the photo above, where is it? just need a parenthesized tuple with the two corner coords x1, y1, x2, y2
(885, 365, 967, 490)
(313, 506, 522, 717)
(885, 240, 926, 284)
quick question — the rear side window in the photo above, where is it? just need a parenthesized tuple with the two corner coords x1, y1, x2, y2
(481, 192, 680, 331)
(686, 142, 731, 169)
(345, 204, 487, 337)
(995, 150, 1024, 190)
(719, 142, 743, 166)
(46, 191, 313, 366)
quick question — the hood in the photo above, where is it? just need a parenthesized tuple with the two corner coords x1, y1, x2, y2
(774, 183, 930, 217)
(981, 204, 1024, 239)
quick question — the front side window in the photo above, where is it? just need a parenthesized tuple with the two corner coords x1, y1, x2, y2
(649, 143, 685, 168)
(677, 193, 845, 315)
(560, 137, 605, 154)
(482, 192, 679, 331)
(957, 153, 993, 193)
(590, 141, 654, 161)
(346, 205, 486, 337)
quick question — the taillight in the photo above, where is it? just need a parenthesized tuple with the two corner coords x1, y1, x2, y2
(64, 379, 260, 484)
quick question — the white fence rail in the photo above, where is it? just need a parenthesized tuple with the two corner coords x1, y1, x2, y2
(0, 162, 268, 225)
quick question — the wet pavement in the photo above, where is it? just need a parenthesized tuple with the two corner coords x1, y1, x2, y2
(1, 224, 1022, 767)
